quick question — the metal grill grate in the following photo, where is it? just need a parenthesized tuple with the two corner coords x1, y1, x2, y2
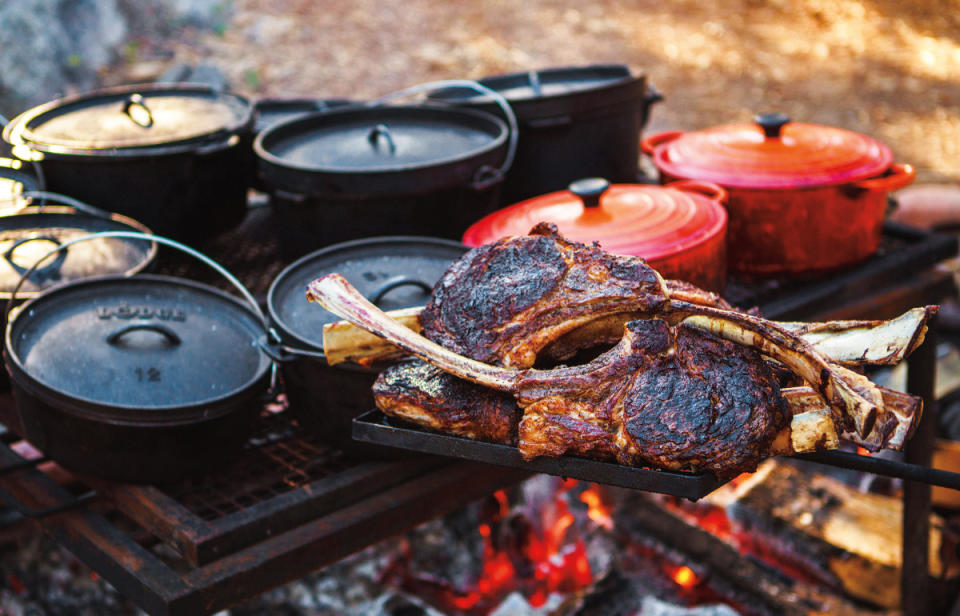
(161, 406, 353, 522)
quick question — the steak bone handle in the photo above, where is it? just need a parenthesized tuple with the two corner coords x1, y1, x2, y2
(307, 273, 520, 391)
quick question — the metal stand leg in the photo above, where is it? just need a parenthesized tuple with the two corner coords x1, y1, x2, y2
(903, 315, 937, 616)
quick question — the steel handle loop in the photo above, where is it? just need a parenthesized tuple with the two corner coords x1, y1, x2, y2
(371, 79, 519, 190)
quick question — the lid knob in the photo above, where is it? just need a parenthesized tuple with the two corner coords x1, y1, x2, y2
(754, 113, 791, 139)
(368, 123, 397, 155)
(122, 93, 155, 129)
(569, 177, 610, 208)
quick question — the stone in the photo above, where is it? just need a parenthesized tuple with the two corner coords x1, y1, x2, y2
(0, 0, 127, 116)
(0, 0, 234, 119)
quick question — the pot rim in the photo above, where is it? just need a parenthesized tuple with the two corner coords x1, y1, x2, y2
(427, 64, 651, 122)
(5, 274, 272, 421)
(2, 83, 254, 158)
(266, 235, 468, 361)
(0, 205, 157, 300)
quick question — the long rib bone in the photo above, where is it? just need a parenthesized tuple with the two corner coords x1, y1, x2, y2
(322, 305, 934, 369)
(671, 301, 885, 441)
(309, 274, 520, 390)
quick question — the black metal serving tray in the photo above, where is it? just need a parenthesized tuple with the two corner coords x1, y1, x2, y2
(353, 410, 725, 500)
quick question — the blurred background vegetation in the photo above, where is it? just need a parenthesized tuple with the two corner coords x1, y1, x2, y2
(1, 0, 958, 183)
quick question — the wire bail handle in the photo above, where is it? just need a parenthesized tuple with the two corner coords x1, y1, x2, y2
(370, 79, 518, 191)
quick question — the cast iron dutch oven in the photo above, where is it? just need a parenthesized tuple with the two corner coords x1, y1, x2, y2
(642, 113, 916, 276)
(255, 81, 515, 259)
(463, 178, 728, 292)
(429, 64, 662, 205)
(3, 234, 272, 483)
(2, 84, 255, 243)
(266, 236, 468, 454)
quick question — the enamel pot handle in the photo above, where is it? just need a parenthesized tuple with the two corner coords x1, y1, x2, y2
(667, 180, 728, 204)
(641, 130, 684, 156)
(852, 163, 916, 193)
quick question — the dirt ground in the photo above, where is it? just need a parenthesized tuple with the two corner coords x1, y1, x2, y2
(115, 0, 960, 184)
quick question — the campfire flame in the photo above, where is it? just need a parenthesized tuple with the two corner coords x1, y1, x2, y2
(388, 480, 599, 614)
(579, 486, 614, 530)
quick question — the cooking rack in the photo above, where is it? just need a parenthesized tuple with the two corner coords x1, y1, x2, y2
(0, 206, 953, 615)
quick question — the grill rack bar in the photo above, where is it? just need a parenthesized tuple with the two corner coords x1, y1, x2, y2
(798, 449, 960, 490)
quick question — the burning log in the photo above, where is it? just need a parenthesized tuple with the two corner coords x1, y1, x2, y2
(611, 489, 883, 616)
(710, 460, 957, 610)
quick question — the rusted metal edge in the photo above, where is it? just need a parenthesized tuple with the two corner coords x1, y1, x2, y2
(0, 437, 528, 616)
(0, 441, 188, 615)
(903, 316, 938, 616)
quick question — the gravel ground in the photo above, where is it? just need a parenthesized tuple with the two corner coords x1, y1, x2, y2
(112, 0, 960, 184)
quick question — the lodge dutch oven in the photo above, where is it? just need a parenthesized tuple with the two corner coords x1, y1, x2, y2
(428, 64, 662, 205)
(2, 84, 255, 243)
(267, 236, 468, 454)
(254, 101, 512, 259)
(3, 234, 272, 483)
(642, 113, 916, 276)
(463, 178, 729, 292)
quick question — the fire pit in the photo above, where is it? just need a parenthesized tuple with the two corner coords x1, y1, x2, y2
(0, 205, 954, 615)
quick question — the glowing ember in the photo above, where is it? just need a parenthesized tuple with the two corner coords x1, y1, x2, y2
(399, 479, 597, 613)
(579, 486, 614, 530)
(492, 490, 510, 518)
(672, 565, 698, 589)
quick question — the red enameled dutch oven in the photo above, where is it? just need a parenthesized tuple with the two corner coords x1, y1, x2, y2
(642, 113, 916, 276)
(462, 177, 729, 292)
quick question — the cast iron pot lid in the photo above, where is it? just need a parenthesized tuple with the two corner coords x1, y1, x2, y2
(4, 84, 252, 153)
(428, 64, 647, 121)
(268, 236, 468, 354)
(255, 104, 508, 196)
(0, 206, 155, 298)
(6, 275, 271, 421)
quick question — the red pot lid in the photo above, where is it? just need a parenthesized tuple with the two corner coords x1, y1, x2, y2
(462, 178, 727, 262)
(649, 113, 894, 190)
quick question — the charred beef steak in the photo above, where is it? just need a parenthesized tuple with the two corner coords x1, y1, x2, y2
(307, 227, 932, 475)
(374, 320, 786, 478)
